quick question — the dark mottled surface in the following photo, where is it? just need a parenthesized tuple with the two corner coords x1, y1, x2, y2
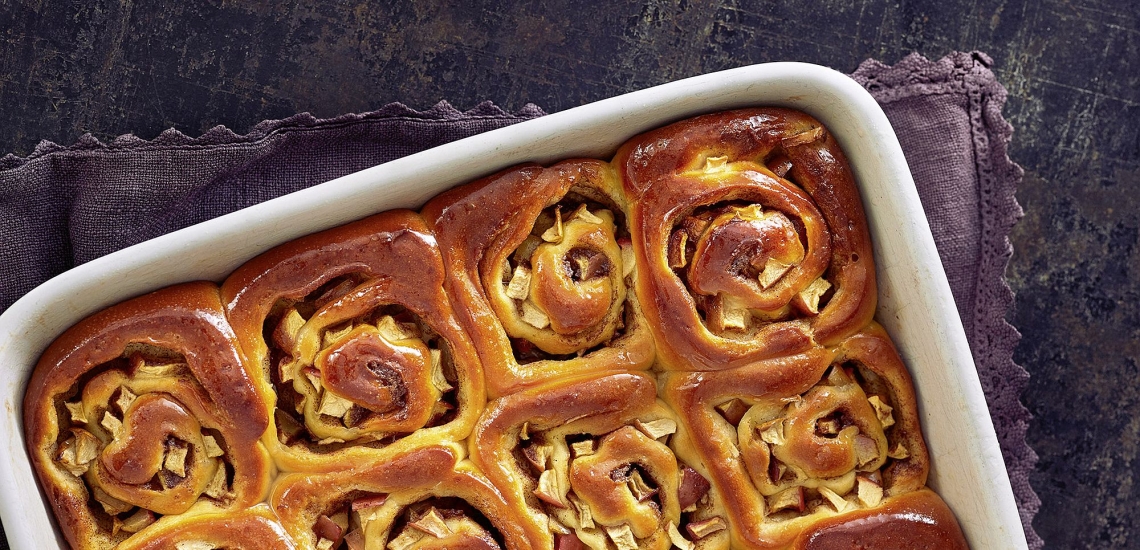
(1, 0, 1137, 547)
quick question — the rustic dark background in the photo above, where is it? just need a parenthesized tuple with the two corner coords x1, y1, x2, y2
(1, 0, 1137, 547)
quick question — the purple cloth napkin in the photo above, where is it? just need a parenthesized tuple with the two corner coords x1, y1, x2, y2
(853, 52, 1039, 549)
(0, 52, 1038, 547)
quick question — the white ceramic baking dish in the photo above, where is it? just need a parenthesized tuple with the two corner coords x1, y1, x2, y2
(0, 62, 1025, 549)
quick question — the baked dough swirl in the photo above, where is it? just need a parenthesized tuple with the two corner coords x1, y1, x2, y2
(615, 108, 876, 371)
(473, 372, 729, 550)
(115, 504, 295, 550)
(423, 159, 655, 397)
(220, 210, 483, 472)
(271, 443, 539, 549)
(22, 282, 272, 550)
(661, 325, 964, 549)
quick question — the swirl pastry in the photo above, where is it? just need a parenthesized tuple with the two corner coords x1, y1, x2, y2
(661, 324, 966, 549)
(423, 159, 655, 396)
(615, 108, 876, 371)
(272, 443, 539, 549)
(115, 504, 295, 550)
(22, 282, 272, 550)
(473, 372, 729, 550)
(220, 210, 483, 472)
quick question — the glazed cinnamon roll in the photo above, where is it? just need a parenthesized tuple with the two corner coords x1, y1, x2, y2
(116, 504, 296, 550)
(220, 210, 483, 472)
(22, 282, 272, 550)
(661, 324, 963, 549)
(423, 159, 655, 397)
(615, 109, 876, 371)
(271, 443, 539, 549)
(473, 372, 728, 550)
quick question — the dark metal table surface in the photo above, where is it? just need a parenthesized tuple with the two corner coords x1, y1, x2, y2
(2, 1, 1137, 547)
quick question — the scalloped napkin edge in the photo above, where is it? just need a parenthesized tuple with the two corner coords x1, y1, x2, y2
(0, 100, 546, 171)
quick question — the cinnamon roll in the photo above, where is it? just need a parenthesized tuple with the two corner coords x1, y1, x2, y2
(220, 210, 483, 472)
(615, 109, 876, 371)
(423, 159, 655, 397)
(22, 282, 272, 550)
(115, 504, 295, 550)
(473, 372, 729, 550)
(271, 443, 539, 549)
(661, 324, 964, 549)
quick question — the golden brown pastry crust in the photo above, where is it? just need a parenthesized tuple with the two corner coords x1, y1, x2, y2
(220, 209, 485, 473)
(115, 504, 296, 550)
(271, 443, 540, 549)
(792, 489, 968, 550)
(22, 282, 272, 550)
(472, 372, 729, 550)
(422, 159, 655, 397)
(661, 325, 933, 549)
(615, 108, 876, 371)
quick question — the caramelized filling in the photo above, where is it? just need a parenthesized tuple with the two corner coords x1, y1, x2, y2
(53, 346, 234, 540)
(671, 199, 834, 338)
(501, 192, 633, 361)
(263, 278, 460, 452)
(735, 364, 903, 521)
